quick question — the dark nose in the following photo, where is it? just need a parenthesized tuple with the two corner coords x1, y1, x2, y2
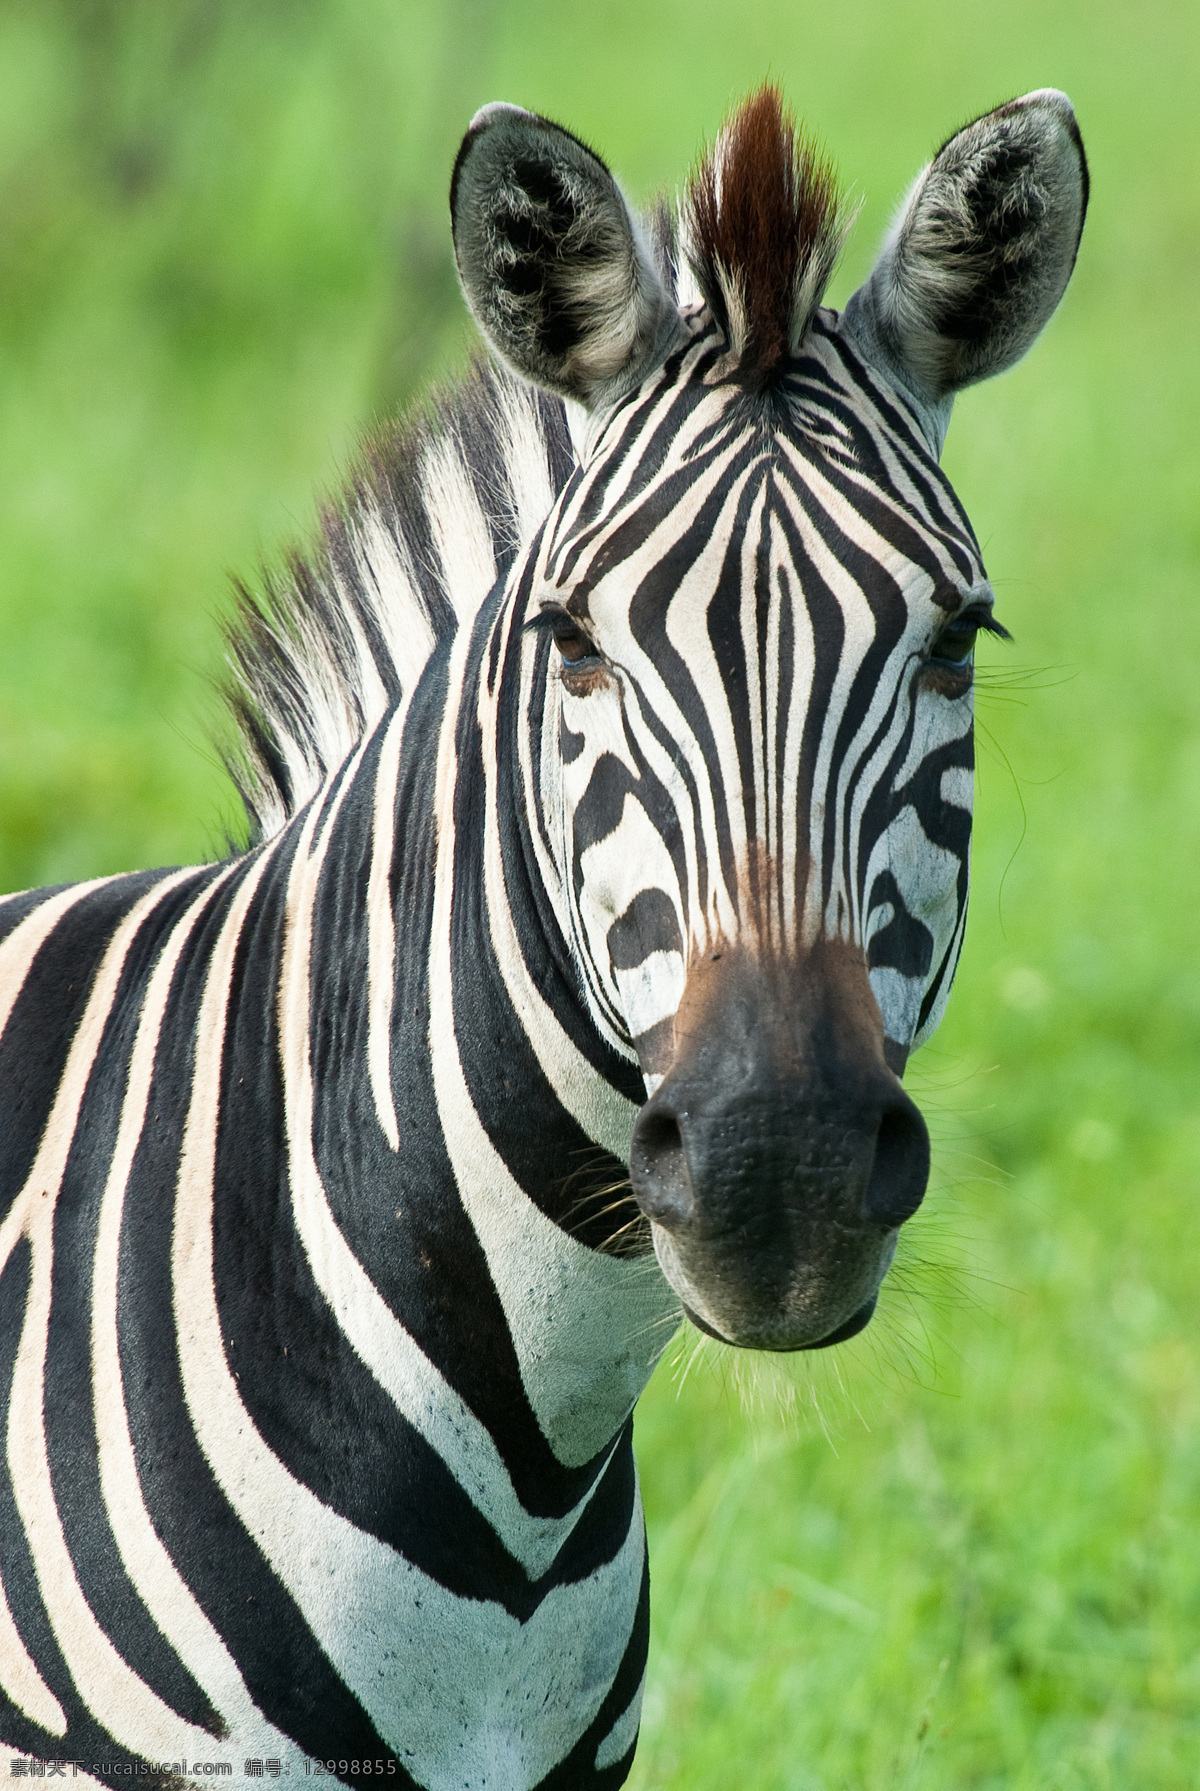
(626, 936, 931, 1242)
(862, 1096, 930, 1228)
(628, 1106, 695, 1227)
(630, 1081, 929, 1234)
(625, 940, 932, 1350)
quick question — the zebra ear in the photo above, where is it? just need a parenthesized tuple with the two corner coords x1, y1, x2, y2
(451, 103, 682, 410)
(844, 90, 1088, 437)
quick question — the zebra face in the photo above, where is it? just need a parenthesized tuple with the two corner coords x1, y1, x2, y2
(528, 354, 987, 1348)
(454, 87, 1087, 1348)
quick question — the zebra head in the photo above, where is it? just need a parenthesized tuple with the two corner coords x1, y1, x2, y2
(453, 88, 1087, 1351)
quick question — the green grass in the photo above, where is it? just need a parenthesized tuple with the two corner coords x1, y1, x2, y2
(2, 2, 1198, 1785)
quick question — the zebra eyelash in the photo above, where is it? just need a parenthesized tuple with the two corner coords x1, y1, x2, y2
(928, 603, 1012, 668)
(523, 603, 585, 634)
(524, 604, 604, 666)
(970, 610, 1013, 642)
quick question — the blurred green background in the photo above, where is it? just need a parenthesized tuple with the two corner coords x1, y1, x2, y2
(2, 1, 1198, 1785)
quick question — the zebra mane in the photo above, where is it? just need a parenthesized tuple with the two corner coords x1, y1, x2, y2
(682, 85, 851, 390)
(223, 358, 576, 840)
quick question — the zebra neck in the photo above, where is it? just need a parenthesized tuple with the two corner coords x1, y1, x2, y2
(417, 602, 681, 1467)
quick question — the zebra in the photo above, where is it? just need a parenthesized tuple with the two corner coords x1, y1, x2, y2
(0, 83, 1085, 1790)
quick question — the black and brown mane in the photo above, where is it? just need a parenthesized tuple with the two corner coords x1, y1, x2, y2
(683, 85, 848, 389)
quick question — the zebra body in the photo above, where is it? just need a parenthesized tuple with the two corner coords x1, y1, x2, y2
(0, 88, 1085, 1789)
(0, 593, 670, 1786)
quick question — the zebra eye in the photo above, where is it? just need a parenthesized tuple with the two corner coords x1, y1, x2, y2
(930, 604, 1010, 665)
(550, 615, 596, 664)
(527, 604, 602, 666)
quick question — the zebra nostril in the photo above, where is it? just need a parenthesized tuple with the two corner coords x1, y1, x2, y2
(630, 1107, 695, 1229)
(862, 1099, 931, 1229)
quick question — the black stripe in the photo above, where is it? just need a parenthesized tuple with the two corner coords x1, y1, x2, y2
(452, 705, 634, 1260)
(493, 577, 643, 1094)
(534, 1502, 649, 1790)
(0, 1236, 78, 1756)
(216, 761, 591, 1611)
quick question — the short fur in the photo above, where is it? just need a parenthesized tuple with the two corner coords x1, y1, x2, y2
(683, 85, 850, 388)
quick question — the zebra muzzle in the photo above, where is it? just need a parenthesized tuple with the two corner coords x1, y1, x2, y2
(627, 939, 930, 1351)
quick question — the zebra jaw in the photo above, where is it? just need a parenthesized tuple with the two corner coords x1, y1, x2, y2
(627, 940, 927, 1351)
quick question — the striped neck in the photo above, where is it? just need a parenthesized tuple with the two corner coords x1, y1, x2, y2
(404, 579, 679, 1467)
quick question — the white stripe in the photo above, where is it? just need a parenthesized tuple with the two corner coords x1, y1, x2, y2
(738, 477, 769, 936)
(0, 1572, 65, 1736)
(594, 1668, 645, 1770)
(366, 701, 412, 1151)
(498, 377, 559, 545)
(0, 879, 111, 1044)
(574, 796, 686, 1038)
(478, 606, 641, 1161)
(940, 762, 973, 810)
(770, 468, 878, 942)
(329, 567, 391, 731)
(0, 882, 123, 1736)
(763, 512, 784, 943)
(422, 436, 497, 623)
(613, 950, 686, 1039)
(657, 469, 759, 943)
(519, 599, 641, 1063)
(891, 675, 972, 794)
(351, 508, 439, 696)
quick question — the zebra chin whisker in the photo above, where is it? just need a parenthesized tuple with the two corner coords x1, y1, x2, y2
(649, 1152, 998, 1427)
(593, 1218, 657, 1261)
(623, 1308, 690, 1351)
(562, 1189, 636, 1225)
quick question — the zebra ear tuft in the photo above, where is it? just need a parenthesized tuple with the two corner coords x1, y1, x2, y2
(844, 89, 1088, 422)
(451, 104, 683, 410)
